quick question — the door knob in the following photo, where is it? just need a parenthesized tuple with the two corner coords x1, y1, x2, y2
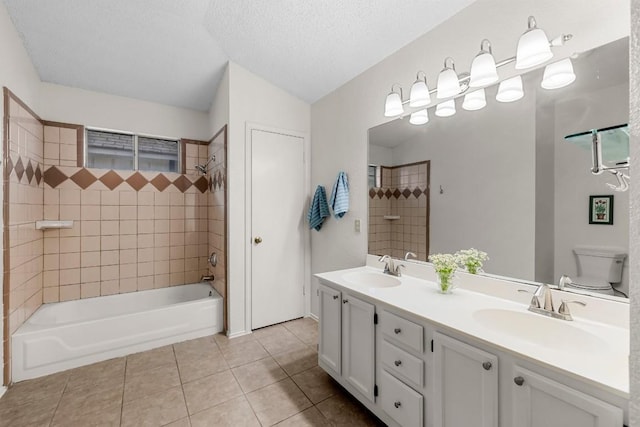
(254, 237, 262, 244)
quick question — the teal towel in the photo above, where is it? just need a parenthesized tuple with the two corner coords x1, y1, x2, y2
(330, 171, 349, 219)
(307, 185, 330, 231)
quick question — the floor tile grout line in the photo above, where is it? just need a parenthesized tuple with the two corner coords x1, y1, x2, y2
(119, 357, 128, 427)
(171, 344, 191, 426)
(47, 373, 71, 427)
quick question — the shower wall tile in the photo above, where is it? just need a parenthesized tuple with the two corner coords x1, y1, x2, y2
(3, 90, 45, 384)
(40, 125, 212, 302)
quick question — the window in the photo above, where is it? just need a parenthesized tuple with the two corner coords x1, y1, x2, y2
(86, 129, 179, 172)
(368, 165, 381, 188)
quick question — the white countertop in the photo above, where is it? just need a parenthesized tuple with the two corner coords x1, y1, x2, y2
(315, 265, 629, 398)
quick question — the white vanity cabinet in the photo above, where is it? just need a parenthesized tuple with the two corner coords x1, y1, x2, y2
(316, 271, 628, 427)
(433, 332, 498, 427)
(510, 365, 623, 427)
(317, 283, 376, 402)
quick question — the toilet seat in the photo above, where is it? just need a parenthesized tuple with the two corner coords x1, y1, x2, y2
(566, 276, 614, 295)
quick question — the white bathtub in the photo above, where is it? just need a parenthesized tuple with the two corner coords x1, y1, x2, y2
(12, 283, 223, 382)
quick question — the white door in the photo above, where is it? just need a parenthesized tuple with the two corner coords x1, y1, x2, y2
(342, 294, 376, 401)
(433, 332, 498, 427)
(250, 129, 305, 330)
(511, 366, 623, 427)
(318, 284, 341, 375)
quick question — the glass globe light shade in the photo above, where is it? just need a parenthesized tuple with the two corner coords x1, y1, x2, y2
(496, 76, 524, 102)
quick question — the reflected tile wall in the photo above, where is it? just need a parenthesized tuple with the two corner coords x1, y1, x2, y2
(368, 162, 429, 261)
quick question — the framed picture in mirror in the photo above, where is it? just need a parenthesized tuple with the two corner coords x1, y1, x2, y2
(589, 195, 614, 225)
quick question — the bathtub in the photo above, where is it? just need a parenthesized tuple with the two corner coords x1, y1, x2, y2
(12, 283, 223, 382)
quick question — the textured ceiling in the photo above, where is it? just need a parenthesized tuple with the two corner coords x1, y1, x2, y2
(4, 0, 476, 111)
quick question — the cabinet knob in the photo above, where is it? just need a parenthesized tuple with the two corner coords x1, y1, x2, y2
(343, 299, 348, 304)
(394, 328, 402, 334)
(482, 361, 492, 371)
(514, 376, 525, 386)
(254, 237, 262, 244)
(332, 295, 339, 300)
(394, 401, 402, 409)
(394, 360, 402, 367)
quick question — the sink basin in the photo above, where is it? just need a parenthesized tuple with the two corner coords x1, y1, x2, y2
(343, 271, 401, 288)
(472, 308, 606, 353)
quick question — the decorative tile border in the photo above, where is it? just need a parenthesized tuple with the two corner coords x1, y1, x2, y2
(42, 165, 216, 194)
(6, 155, 43, 186)
(369, 186, 428, 199)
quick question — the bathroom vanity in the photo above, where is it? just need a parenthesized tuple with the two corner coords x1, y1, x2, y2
(315, 257, 629, 427)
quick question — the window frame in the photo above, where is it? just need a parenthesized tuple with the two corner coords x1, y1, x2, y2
(85, 127, 181, 173)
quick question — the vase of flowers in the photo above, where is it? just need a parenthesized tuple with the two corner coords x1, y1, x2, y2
(455, 248, 489, 275)
(428, 253, 458, 293)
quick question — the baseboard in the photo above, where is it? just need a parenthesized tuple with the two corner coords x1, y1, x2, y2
(227, 329, 252, 339)
(0, 386, 6, 399)
(306, 313, 319, 322)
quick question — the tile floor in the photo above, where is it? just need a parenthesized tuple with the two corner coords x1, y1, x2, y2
(0, 318, 386, 426)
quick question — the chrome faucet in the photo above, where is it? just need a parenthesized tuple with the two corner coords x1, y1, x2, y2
(378, 255, 404, 277)
(527, 283, 586, 321)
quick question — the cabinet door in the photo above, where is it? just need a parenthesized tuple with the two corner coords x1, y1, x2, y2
(433, 332, 498, 427)
(318, 284, 341, 375)
(511, 366, 623, 427)
(342, 294, 376, 401)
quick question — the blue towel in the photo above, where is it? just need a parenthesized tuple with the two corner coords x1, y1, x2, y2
(329, 171, 349, 219)
(307, 185, 330, 231)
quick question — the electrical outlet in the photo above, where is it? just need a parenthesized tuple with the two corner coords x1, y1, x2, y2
(354, 219, 361, 232)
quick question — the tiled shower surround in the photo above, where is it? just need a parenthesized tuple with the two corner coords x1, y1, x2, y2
(3, 90, 45, 384)
(2, 87, 227, 384)
(368, 161, 429, 261)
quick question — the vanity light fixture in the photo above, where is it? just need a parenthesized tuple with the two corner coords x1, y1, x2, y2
(435, 99, 456, 117)
(541, 58, 576, 89)
(409, 71, 431, 107)
(469, 39, 499, 87)
(515, 16, 553, 69)
(382, 15, 573, 123)
(384, 84, 404, 117)
(436, 57, 462, 99)
(462, 89, 487, 111)
(409, 108, 429, 125)
(496, 76, 524, 102)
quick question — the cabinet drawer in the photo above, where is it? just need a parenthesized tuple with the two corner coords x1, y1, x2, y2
(379, 369, 423, 427)
(381, 340, 424, 388)
(381, 310, 424, 353)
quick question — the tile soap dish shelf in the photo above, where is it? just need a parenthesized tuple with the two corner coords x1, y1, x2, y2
(383, 215, 401, 220)
(36, 220, 74, 230)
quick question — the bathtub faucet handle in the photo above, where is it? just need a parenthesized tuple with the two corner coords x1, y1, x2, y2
(200, 275, 215, 282)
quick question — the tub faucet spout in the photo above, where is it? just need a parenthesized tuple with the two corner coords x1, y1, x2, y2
(201, 275, 215, 282)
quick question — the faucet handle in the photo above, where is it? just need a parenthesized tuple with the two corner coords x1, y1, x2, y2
(558, 300, 587, 319)
(395, 263, 405, 276)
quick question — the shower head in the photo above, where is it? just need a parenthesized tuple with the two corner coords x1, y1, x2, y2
(195, 155, 216, 175)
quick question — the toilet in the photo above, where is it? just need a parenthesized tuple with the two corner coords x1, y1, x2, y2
(567, 246, 627, 295)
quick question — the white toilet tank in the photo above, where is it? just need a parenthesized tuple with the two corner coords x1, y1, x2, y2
(573, 246, 627, 283)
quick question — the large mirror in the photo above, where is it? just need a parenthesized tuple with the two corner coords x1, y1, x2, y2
(368, 37, 630, 299)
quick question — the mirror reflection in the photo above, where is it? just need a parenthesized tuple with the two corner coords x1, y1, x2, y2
(368, 37, 630, 298)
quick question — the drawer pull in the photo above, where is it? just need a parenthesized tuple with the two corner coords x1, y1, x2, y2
(332, 295, 338, 300)
(394, 360, 402, 367)
(514, 376, 525, 386)
(482, 361, 492, 371)
(394, 401, 402, 409)
(394, 328, 402, 334)
(343, 299, 349, 304)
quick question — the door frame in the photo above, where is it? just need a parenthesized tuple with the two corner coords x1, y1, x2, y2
(244, 122, 310, 331)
